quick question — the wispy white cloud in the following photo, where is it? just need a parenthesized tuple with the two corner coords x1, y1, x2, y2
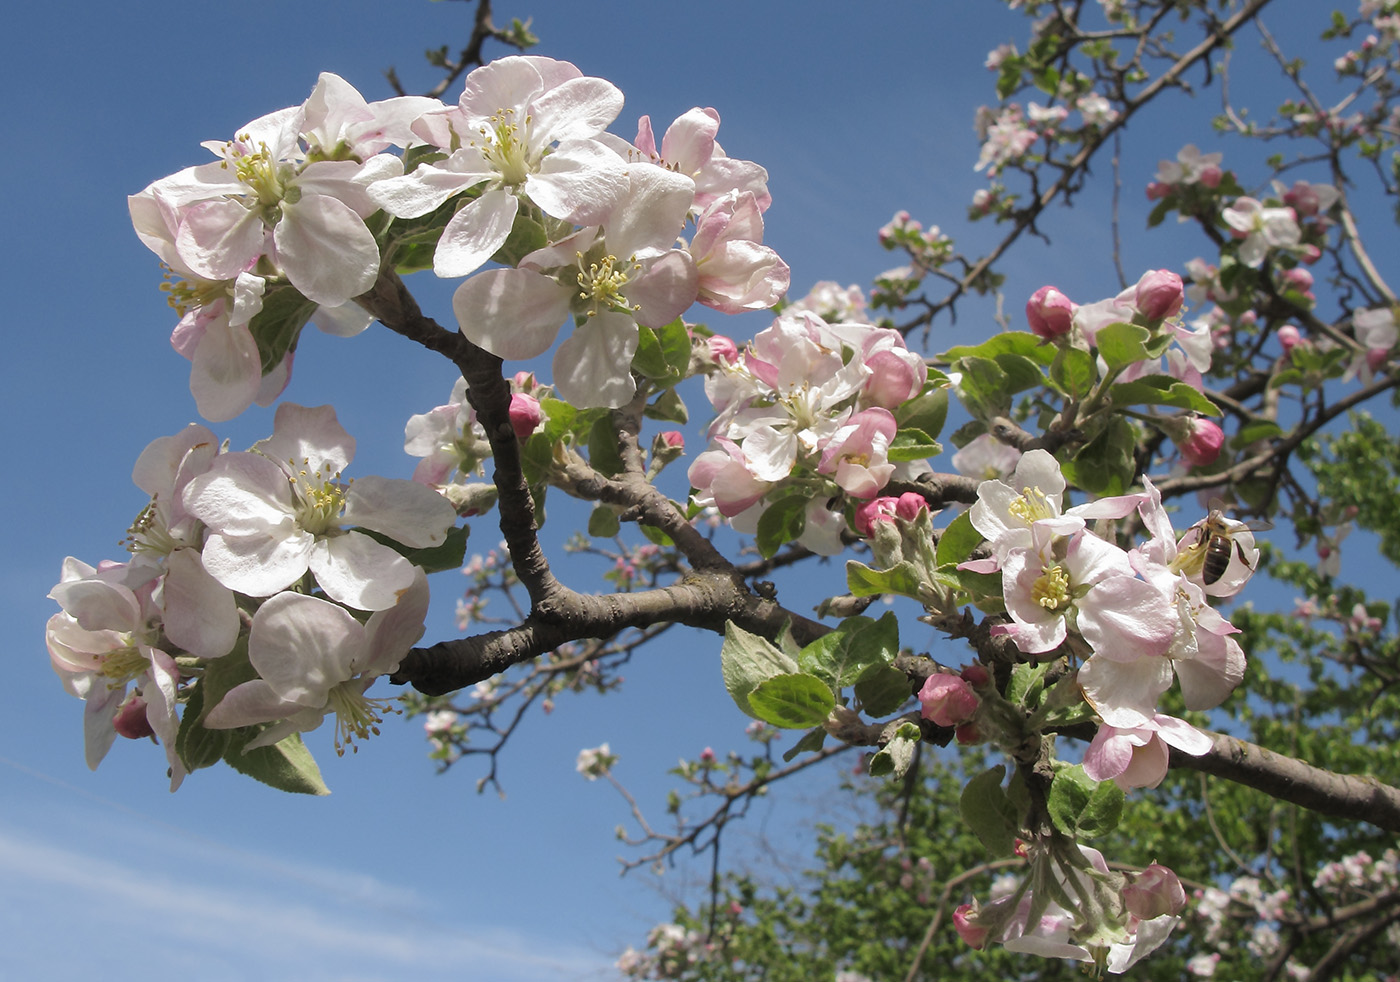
(0, 823, 614, 982)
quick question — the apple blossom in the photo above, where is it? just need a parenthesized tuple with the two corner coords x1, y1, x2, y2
(1176, 417, 1225, 468)
(368, 55, 630, 278)
(1222, 197, 1301, 268)
(1132, 269, 1185, 321)
(183, 403, 457, 610)
(1083, 713, 1213, 789)
(203, 568, 430, 754)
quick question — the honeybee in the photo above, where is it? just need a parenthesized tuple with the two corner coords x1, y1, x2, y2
(1174, 508, 1269, 594)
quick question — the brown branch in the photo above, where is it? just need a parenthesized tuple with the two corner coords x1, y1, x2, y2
(1169, 729, 1400, 834)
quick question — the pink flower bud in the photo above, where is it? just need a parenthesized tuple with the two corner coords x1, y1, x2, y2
(706, 335, 739, 365)
(1178, 417, 1225, 468)
(854, 496, 900, 537)
(508, 393, 543, 442)
(1146, 181, 1172, 200)
(1277, 324, 1303, 352)
(661, 431, 684, 450)
(1026, 286, 1076, 339)
(1301, 244, 1323, 264)
(953, 905, 990, 949)
(1281, 267, 1314, 293)
(918, 673, 981, 727)
(1198, 165, 1222, 189)
(1134, 269, 1185, 320)
(1123, 864, 1186, 920)
(113, 697, 155, 740)
(954, 721, 983, 745)
(895, 492, 929, 521)
(960, 662, 991, 687)
(512, 370, 538, 392)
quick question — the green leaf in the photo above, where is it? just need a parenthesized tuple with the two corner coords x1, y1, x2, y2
(888, 429, 942, 462)
(588, 415, 624, 477)
(247, 285, 317, 373)
(224, 731, 330, 796)
(943, 331, 1057, 366)
(781, 726, 827, 763)
(955, 356, 1012, 419)
(356, 524, 468, 575)
(756, 495, 808, 559)
(1005, 661, 1050, 708)
(194, 639, 258, 727)
(1050, 345, 1096, 399)
(656, 319, 693, 377)
(631, 325, 672, 379)
(1108, 376, 1220, 414)
(868, 721, 921, 778)
(936, 510, 983, 568)
(588, 505, 621, 538)
(894, 384, 948, 441)
(748, 673, 837, 729)
(518, 431, 556, 486)
(1047, 765, 1123, 839)
(1232, 419, 1283, 447)
(798, 612, 899, 688)
(721, 621, 799, 718)
(846, 560, 924, 599)
(639, 524, 673, 546)
(540, 398, 578, 443)
(855, 665, 913, 719)
(1061, 415, 1135, 495)
(175, 684, 230, 773)
(994, 353, 1047, 394)
(959, 765, 1019, 857)
(644, 387, 689, 424)
(1095, 321, 1152, 372)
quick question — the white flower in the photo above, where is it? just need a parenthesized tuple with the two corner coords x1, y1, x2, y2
(1222, 197, 1301, 268)
(182, 403, 457, 610)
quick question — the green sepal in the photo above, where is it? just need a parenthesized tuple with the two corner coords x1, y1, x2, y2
(247, 285, 317, 374)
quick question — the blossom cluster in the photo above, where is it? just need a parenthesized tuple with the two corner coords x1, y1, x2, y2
(131, 57, 790, 424)
(687, 304, 932, 554)
(46, 404, 455, 788)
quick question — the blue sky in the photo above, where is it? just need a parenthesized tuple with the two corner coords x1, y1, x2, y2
(2, 0, 1359, 978)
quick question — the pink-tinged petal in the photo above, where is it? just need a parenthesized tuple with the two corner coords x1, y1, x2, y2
(661, 108, 720, 174)
(342, 474, 456, 548)
(254, 351, 293, 407)
(366, 153, 494, 218)
(310, 531, 418, 611)
(132, 424, 218, 500)
(256, 403, 356, 476)
(1175, 633, 1245, 710)
(203, 678, 307, 728)
(48, 578, 140, 634)
(311, 301, 374, 338)
(142, 648, 186, 790)
(605, 164, 696, 261)
(201, 526, 315, 597)
(1078, 574, 1177, 659)
(189, 318, 262, 422)
(247, 592, 365, 704)
(361, 567, 431, 677)
(1078, 656, 1173, 728)
(634, 115, 657, 156)
(1082, 726, 1140, 782)
(527, 140, 630, 226)
(1154, 715, 1214, 756)
(177, 198, 266, 281)
(83, 682, 126, 770)
(161, 550, 238, 658)
(697, 240, 790, 313)
(551, 312, 639, 409)
(435, 187, 519, 279)
(627, 251, 698, 328)
(1116, 737, 1171, 789)
(457, 56, 548, 123)
(740, 425, 799, 483)
(528, 76, 624, 148)
(183, 453, 295, 532)
(274, 195, 380, 306)
(453, 266, 571, 359)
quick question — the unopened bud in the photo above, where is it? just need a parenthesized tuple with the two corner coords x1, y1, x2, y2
(508, 393, 543, 442)
(441, 482, 499, 517)
(1134, 268, 1185, 321)
(1026, 285, 1076, 340)
(114, 697, 155, 740)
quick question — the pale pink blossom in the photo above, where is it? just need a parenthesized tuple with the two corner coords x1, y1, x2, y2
(1222, 197, 1301, 268)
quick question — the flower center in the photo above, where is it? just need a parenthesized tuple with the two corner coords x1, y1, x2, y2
(220, 137, 290, 208)
(1032, 564, 1072, 610)
(160, 267, 228, 315)
(477, 109, 531, 186)
(327, 681, 399, 756)
(287, 460, 349, 535)
(576, 253, 637, 313)
(100, 644, 149, 687)
(125, 497, 179, 558)
(1008, 486, 1056, 525)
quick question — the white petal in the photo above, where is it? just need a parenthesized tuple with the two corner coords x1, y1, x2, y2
(247, 592, 365, 704)
(551, 313, 639, 409)
(452, 267, 571, 359)
(255, 402, 356, 476)
(274, 194, 381, 306)
(343, 475, 456, 549)
(177, 197, 265, 281)
(161, 549, 239, 659)
(527, 140, 628, 226)
(310, 531, 417, 611)
(200, 526, 315, 597)
(189, 318, 262, 423)
(183, 453, 295, 534)
(433, 187, 519, 279)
